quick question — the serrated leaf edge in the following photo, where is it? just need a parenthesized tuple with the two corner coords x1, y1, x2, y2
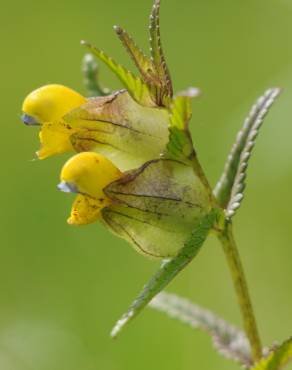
(81, 40, 157, 108)
(150, 292, 253, 368)
(213, 88, 281, 218)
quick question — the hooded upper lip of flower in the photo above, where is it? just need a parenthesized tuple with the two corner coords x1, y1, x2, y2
(58, 151, 123, 225)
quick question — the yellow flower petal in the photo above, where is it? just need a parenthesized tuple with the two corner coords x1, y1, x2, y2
(38, 120, 77, 159)
(68, 194, 108, 225)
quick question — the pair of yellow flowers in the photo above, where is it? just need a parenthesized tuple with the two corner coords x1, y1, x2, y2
(22, 84, 212, 259)
(22, 84, 122, 225)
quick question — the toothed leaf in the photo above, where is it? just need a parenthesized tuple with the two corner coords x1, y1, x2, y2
(110, 209, 219, 338)
(113, 25, 170, 107)
(213, 88, 281, 218)
(113, 26, 157, 84)
(149, 0, 173, 101)
(82, 41, 156, 108)
(252, 337, 292, 370)
(150, 292, 252, 367)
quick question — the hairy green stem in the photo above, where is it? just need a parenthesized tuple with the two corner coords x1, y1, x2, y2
(188, 138, 262, 363)
(218, 222, 262, 362)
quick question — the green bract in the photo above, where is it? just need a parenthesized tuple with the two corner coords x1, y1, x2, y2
(103, 158, 212, 258)
(66, 90, 170, 171)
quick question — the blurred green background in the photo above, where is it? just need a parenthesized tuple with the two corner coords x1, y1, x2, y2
(1, 0, 292, 369)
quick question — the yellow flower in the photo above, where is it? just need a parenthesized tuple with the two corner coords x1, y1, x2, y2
(22, 85, 87, 158)
(21, 84, 169, 171)
(59, 152, 122, 225)
(58, 152, 212, 258)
